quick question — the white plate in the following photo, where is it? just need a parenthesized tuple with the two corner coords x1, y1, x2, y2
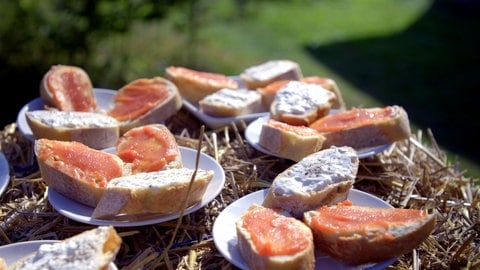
(48, 146, 225, 227)
(212, 189, 397, 270)
(181, 76, 269, 129)
(16, 88, 116, 141)
(0, 240, 118, 269)
(245, 116, 391, 159)
(0, 152, 10, 196)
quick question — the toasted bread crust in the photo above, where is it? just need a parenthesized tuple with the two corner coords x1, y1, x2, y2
(236, 204, 315, 270)
(303, 207, 436, 265)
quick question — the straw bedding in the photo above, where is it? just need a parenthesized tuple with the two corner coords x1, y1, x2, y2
(0, 107, 478, 270)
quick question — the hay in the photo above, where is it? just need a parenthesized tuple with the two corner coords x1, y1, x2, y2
(0, 107, 478, 270)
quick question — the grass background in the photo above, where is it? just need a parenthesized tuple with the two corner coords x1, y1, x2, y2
(2, 0, 479, 177)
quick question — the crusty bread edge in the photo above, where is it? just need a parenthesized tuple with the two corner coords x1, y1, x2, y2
(303, 210, 436, 265)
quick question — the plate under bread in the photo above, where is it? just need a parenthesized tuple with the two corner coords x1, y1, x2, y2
(16, 88, 117, 141)
(212, 189, 397, 270)
(48, 146, 225, 227)
(245, 115, 392, 159)
(0, 152, 10, 197)
(0, 240, 118, 269)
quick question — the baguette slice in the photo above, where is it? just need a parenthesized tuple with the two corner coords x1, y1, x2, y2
(258, 118, 326, 162)
(262, 146, 359, 218)
(236, 204, 315, 270)
(240, 60, 303, 89)
(40, 64, 97, 112)
(198, 88, 265, 117)
(309, 105, 411, 150)
(26, 110, 119, 150)
(270, 81, 336, 126)
(92, 168, 214, 219)
(303, 200, 436, 265)
(115, 124, 182, 174)
(301, 76, 346, 110)
(35, 139, 124, 207)
(9, 226, 121, 270)
(107, 77, 182, 135)
(165, 66, 238, 103)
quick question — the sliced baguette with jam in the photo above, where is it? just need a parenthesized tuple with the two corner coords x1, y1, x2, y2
(262, 146, 359, 218)
(303, 200, 436, 265)
(310, 105, 411, 150)
(258, 118, 325, 162)
(107, 77, 182, 135)
(236, 204, 315, 270)
(9, 226, 121, 270)
(26, 110, 119, 150)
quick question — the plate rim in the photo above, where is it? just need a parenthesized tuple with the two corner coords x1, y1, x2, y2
(0, 152, 10, 197)
(16, 88, 117, 141)
(244, 115, 391, 159)
(212, 188, 396, 270)
(48, 146, 225, 227)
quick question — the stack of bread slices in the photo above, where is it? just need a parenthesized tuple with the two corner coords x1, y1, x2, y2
(236, 146, 436, 270)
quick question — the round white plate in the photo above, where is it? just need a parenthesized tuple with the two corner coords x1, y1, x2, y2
(212, 189, 397, 270)
(48, 146, 225, 227)
(0, 240, 117, 269)
(245, 115, 391, 159)
(16, 88, 116, 141)
(0, 152, 10, 197)
(181, 76, 269, 129)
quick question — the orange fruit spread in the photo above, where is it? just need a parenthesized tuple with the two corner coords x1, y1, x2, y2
(108, 78, 171, 121)
(242, 207, 311, 256)
(37, 139, 123, 188)
(259, 80, 290, 94)
(116, 125, 179, 173)
(310, 106, 394, 133)
(268, 119, 321, 136)
(310, 200, 429, 241)
(46, 67, 96, 112)
(166, 66, 238, 88)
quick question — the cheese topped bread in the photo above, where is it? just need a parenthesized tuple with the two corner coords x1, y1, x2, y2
(198, 88, 265, 117)
(240, 60, 303, 89)
(9, 226, 121, 270)
(262, 146, 359, 218)
(270, 81, 336, 126)
(26, 110, 119, 150)
(92, 168, 215, 219)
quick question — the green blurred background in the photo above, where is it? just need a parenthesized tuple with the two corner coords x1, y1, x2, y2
(1, 0, 479, 177)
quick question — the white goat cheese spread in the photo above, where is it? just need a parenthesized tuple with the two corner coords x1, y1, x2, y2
(273, 81, 335, 115)
(242, 60, 298, 81)
(27, 110, 118, 128)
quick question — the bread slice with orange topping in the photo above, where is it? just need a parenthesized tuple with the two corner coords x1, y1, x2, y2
(303, 200, 436, 265)
(262, 146, 359, 218)
(236, 204, 315, 270)
(258, 118, 325, 162)
(309, 105, 411, 150)
(107, 77, 182, 135)
(40, 64, 98, 112)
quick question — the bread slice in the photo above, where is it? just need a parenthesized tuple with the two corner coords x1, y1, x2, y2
(258, 118, 326, 162)
(303, 201, 436, 265)
(301, 76, 346, 110)
(107, 77, 182, 135)
(270, 81, 336, 126)
(256, 80, 290, 108)
(35, 138, 124, 207)
(92, 168, 214, 219)
(115, 124, 182, 174)
(236, 204, 315, 270)
(198, 88, 265, 117)
(262, 146, 359, 218)
(40, 64, 97, 112)
(26, 110, 119, 150)
(240, 60, 303, 89)
(310, 105, 411, 150)
(9, 226, 121, 270)
(165, 66, 238, 103)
